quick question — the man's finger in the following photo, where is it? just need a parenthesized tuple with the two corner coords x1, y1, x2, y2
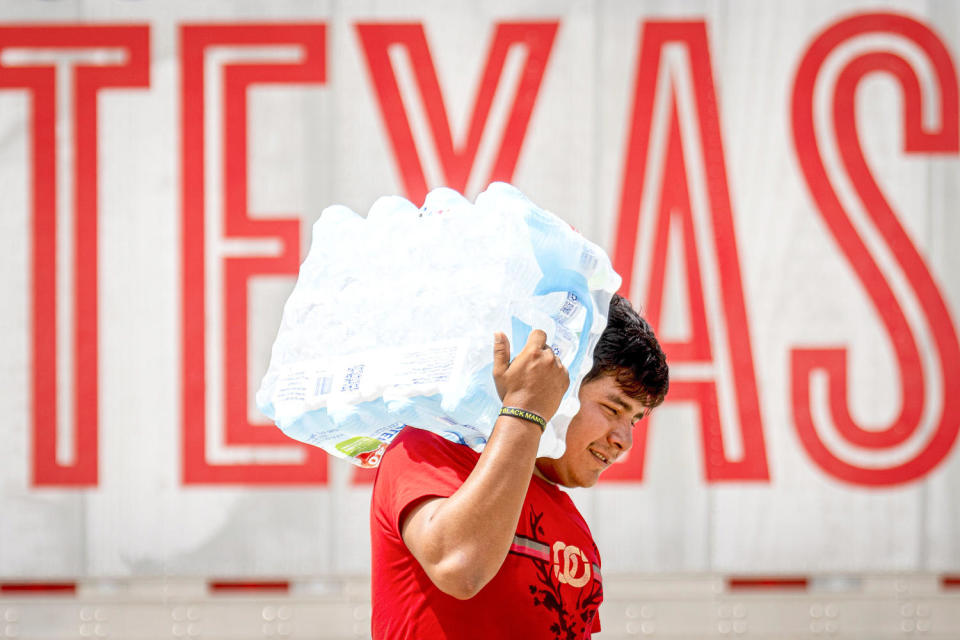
(525, 329, 548, 351)
(492, 332, 510, 377)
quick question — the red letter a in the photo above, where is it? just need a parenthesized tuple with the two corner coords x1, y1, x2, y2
(605, 21, 769, 483)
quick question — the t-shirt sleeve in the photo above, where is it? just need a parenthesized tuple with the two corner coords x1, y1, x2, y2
(373, 427, 475, 537)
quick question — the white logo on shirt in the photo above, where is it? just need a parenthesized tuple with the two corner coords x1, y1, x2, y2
(552, 541, 591, 588)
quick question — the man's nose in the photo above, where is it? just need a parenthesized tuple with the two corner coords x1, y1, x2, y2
(608, 420, 633, 453)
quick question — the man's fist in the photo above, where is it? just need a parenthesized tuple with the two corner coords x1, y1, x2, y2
(491, 330, 569, 422)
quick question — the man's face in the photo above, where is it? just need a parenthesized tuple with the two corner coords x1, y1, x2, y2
(536, 373, 648, 488)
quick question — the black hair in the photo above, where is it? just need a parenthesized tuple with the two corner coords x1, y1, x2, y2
(583, 294, 669, 409)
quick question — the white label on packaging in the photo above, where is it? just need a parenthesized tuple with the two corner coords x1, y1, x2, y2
(393, 344, 458, 385)
(273, 340, 467, 413)
(579, 246, 598, 274)
(339, 364, 365, 392)
(557, 291, 582, 322)
(273, 363, 336, 414)
(275, 369, 310, 404)
(550, 322, 578, 366)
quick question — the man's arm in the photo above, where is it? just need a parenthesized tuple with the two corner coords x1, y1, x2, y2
(400, 329, 568, 599)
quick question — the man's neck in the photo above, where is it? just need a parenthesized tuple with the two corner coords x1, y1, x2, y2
(532, 460, 556, 485)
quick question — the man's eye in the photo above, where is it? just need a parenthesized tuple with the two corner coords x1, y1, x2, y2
(602, 405, 617, 416)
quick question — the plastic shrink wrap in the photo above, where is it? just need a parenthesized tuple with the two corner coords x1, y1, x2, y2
(256, 183, 621, 467)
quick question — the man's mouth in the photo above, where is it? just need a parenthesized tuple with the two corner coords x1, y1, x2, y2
(589, 448, 610, 466)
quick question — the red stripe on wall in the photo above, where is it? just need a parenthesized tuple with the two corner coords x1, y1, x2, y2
(0, 582, 77, 595)
(943, 576, 960, 589)
(728, 577, 809, 591)
(209, 580, 290, 593)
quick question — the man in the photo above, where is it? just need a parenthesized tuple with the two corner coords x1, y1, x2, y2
(370, 294, 669, 638)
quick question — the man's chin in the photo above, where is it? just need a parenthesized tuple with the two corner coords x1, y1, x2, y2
(571, 470, 602, 489)
(536, 459, 602, 488)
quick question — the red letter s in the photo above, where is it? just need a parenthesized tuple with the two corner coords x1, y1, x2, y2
(791, 13, 960, 486)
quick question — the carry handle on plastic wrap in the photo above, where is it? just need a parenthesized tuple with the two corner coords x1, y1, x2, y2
(513, 192, 595, 384)
(510, 269, 593, 394)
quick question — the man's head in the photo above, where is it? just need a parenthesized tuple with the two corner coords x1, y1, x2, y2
(536, 294, 668, 488)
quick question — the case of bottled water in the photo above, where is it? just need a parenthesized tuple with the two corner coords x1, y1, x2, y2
(256, 183, 621, 467)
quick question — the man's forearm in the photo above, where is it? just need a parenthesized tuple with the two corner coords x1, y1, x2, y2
(425, 415, 542, 587)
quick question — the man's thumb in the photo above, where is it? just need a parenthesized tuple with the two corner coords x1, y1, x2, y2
(492, 332, 510, 375)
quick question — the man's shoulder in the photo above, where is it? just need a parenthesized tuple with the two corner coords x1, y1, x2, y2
(374, 427, 480, 491)
(388, 425, 438, 449)
(385, 426, 480, 465)
(372, 427, 478, 525)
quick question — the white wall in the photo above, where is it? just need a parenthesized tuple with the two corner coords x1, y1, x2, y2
(1, 0, 959, 580)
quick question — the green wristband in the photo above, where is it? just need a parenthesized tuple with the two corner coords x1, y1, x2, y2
(499, 406, 547, 432)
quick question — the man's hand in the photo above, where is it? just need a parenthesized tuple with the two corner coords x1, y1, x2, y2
(492, 330, 569, 421)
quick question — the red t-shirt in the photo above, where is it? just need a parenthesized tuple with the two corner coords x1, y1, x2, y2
(370, 427, 603, 639)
